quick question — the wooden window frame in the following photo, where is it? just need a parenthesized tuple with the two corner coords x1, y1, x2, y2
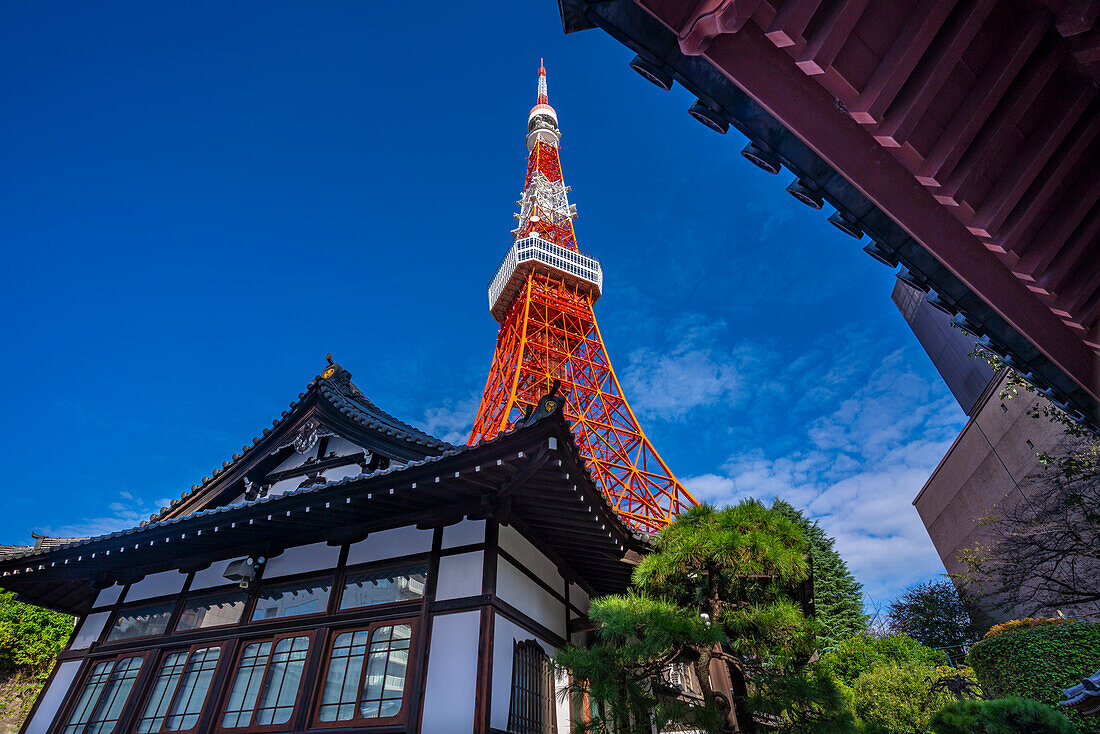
(53, 652, 149, 734)
(309, 618, 418, 729)
(248, 574, 335, 624)
(214, 630, 317, 734)
(507, 639, 558, 734)
(102, 599, 178, 645)
(336, 559, 429, 612)
(132, 641, 227, 734)
(174, 589, 250, 634)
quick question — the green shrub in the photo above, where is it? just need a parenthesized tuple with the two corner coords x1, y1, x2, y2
(820, 633, 949, 686)
(851, 661, 956, 734)
(930, 697, 1076, 734)
(0, 591, 74, 674)
(984, 617, 1076, 640)
(968, 620, 1100, 734)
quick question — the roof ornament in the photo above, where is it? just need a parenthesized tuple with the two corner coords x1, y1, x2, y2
(522, 380, 564, 426)
(322, 353, 342, 380)
(280, 417, 334, 455)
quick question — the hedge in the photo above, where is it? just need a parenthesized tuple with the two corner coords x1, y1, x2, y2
(930, 697, 1076, 734)
(968, 621, 1100, 734)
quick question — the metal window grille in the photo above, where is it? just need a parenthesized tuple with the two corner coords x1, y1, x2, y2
(507, 640, 557, 734)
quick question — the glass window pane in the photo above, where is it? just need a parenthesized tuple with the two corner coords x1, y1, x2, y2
(164, 647, 221, 731)
(106, 603, 174, 642)
(69, 656, 143, 734)
(136, 652, 188, 733)
(175, 591, 247, 631)
(359, 625, 411, 720)
(62, 662, 114, 734)
(253, 637, 309, 726)
(251, 580, 331, 621)
(317, 631, 369, 722)
(339, 564, 427, 610)
(221, 642, 271, 729)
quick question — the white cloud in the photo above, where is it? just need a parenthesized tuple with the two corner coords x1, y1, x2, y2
(677, 332, 966, 605)
(43, 492, 174, 540)
(420, 392, 481, 445)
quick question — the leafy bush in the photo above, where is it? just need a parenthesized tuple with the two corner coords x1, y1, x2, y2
(851, 661, 956, 734)
(984, 617, 1075, 640)
(820, 633, 949, 687)
(0, 590, 73, 673)
(930, 697, 1076, 734)
(968, 620, 1100, 734)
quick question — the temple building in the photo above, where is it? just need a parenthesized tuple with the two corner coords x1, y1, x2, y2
(0, 359, 645, 734)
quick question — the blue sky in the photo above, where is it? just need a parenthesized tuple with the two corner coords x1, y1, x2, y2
(1, 2, 967, 606)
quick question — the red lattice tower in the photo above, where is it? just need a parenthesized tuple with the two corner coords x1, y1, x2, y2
(469, 62, 696, 532)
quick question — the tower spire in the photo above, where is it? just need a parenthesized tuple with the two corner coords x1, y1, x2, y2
(471, 62, 697, 532)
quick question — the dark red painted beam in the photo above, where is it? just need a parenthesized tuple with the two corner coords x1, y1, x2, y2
(636, 0, 1098, 401)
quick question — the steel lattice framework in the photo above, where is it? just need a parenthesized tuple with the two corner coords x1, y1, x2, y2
(469, 63, 696, 532)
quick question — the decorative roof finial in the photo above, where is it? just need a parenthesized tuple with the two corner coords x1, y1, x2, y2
(322, 353, 341, 380)
(537, 59, 548, 105)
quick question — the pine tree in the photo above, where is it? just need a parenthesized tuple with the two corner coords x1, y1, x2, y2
(771, 500, 867, 649)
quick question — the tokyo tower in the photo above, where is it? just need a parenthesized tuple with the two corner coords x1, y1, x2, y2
(469, 62, 696, 532)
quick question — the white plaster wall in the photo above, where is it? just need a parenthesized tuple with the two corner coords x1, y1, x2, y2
(263, 542, 340, 579)
(70, 612, 111, 650)
(125, 570, 186, 602)
(266, 477, 305, 498)
(435, 552, 483, 601)
(322, 463, 363, 483)
(491, 616, 559, 732)
(92, 584, 123, 609)
(499, 524, 563, 591)
(421, 611, 480, 734)
(569, 583, 590, 614)
(272, 449, 310, 473)
(443, 519, 486, 549)
(325, 436, 364, 457)
(555, 668, 572, 733)
(346, 526, 432, 566)
(190, 557, 246, 591)
(23, 660, 82, 734)
(496, 558, 567, 639)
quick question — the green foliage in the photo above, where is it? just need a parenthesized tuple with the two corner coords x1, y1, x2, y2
(0, 590, 73, 674)
(820, 633, 949, 687)
(968, 621, 1100, 734)
(555, 501, 838, 733)
(887, 580, 979, 662)
(930, 697, 1077, 734)
(748, 660, 860, 734)
(770, 500, 868, 648)
(984, 617, 1076, 640)
(852, 661, 956, 734)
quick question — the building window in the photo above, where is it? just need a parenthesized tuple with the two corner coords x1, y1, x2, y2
(106, 602, 175, 642)
(176, 590, 248, 632)
(315, 622, 413, 725)
(339, 563, 427, 610)
(220, 635, 311, 729)
(250, 578, 331, 621)
(507, 640, 557, 734)
(136, 646, 222, 732)
(61, 655, 144, 734)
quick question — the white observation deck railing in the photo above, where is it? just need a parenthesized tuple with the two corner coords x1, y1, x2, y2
(488, 236, 603, 322)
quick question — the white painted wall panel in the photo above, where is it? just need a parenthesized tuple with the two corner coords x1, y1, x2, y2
(263, 542, 340, 579)
(266, 477, 304, 498)
(443, 519, 485, 549)
(491, 617, 559, 732)
(496, 558, 567, 639)
(23, 660, 82, 734)
(435, 552, 483, 601)
(569, 583, 590, 614)
(190, 557, 246, 591)
(272, 450, 310, 473)
(92, 584, 123, 609)
(325, 436, 364, 457)
(322, 464, 362, 483)
(499, 524, 562, 590)
(346, 526, 432, 566)
(70, 612, 110, 650)
(125, 570, 186, 602)
(421, 611, 480, 734)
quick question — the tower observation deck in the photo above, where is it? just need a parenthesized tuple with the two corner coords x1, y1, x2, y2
(470, 62, 696, 532)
